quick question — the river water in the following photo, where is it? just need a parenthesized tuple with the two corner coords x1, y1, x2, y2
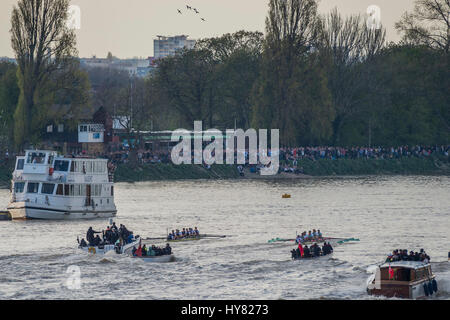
(0, 176, 449, 300)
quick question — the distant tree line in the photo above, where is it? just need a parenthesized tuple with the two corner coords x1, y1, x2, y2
(0, 0, 448, 153)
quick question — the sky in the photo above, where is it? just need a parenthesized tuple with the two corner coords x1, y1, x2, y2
(0, 0, 416, 59)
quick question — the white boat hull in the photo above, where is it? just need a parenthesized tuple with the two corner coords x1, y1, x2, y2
(134, 254, 175, 263)
(8, 202, 116, 220)
(79, 239, 140, 255)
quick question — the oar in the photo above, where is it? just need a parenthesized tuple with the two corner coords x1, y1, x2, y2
(200, 234, 227, 238)
(145, 237, 167, 241)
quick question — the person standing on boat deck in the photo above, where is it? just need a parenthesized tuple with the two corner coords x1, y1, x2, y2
(87, 227, 102, 246)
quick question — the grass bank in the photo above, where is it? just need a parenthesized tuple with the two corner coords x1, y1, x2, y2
(114, 163, 241, 182)
(295, 157, 450, 176)
(0, 157, 448, 187)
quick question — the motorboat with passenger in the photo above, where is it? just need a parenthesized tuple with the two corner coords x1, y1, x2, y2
(79, 237, 140, 255)
(367, 260, 438, 299)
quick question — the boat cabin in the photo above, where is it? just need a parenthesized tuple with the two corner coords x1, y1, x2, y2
(367, 261, 436, 299)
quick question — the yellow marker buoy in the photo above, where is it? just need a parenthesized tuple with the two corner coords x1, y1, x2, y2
(282, 194, 291, 199)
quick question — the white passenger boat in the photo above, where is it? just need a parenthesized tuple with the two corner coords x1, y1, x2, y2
(8, 150, 117, 220)
(79, 238, 140, 255)
(367, 261, 438, 299)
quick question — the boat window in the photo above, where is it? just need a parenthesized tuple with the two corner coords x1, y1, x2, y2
(415, 268, 428, 280)
(54, 160, 69, 172)
(64, 184, 70, 196)
(16, 159, 25, 170)
(14, 182, 25, 193)
(27, 183, 39, 193)
(56, 184, 64, 195)
(47, 155, 54, 165)
(27, 152, 46, 164)
(395, 268, 411, 281)
(111, 186, 114, 196)
(41, 183, 55, 195)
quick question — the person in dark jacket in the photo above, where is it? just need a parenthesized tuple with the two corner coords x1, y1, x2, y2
(86, 227, 102, 245)
(165, 243, 172, 255)
(303, 245, 311, 258)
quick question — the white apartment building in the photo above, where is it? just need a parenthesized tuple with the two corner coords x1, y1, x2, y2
(154, 35, 196, 59)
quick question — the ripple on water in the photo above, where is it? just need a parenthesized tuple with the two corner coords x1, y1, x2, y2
(0, 176, 449, 299)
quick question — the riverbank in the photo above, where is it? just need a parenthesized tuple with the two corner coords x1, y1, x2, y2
(293, 157, 450, 176)
(0, 157, 448, 187)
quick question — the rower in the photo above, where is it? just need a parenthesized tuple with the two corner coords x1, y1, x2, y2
(317, 229, 323, 240)
(194, 227, 200, 236)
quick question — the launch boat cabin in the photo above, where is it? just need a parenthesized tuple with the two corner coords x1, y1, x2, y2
(367, 261, 437, 299)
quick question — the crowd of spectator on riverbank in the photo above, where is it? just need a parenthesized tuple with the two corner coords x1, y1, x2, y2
(280, 145, 449, 162)
(1, 145, 448, 169)
(101, 145, 449, 165)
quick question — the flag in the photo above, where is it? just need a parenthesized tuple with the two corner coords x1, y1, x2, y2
(135, 244, 142, 257)
(298, 244, 304, 257)
(388, 265, 394, 280)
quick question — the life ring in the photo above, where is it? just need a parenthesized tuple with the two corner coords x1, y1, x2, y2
(88, 247, 96, 254)
(432, 279, 438, 293)
(423, 283, 429, 296)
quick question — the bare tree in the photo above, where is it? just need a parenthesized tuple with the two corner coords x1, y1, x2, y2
(396, 0, 450, 53)
(320, 8, 386, 144)
(10, 0, 76, 147)
(265, 0, 320, 56)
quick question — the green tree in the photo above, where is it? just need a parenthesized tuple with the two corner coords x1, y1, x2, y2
(252, 0, 334, 145)
(319, 8, 386, 145)
(0, 62, 20, 150)
(10, 0, 77, 149)
(196, 31, 264, 129)
(155, 49, 217, 129)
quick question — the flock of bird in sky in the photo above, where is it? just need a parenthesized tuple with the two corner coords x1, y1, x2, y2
(177, 4, 206, 22)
